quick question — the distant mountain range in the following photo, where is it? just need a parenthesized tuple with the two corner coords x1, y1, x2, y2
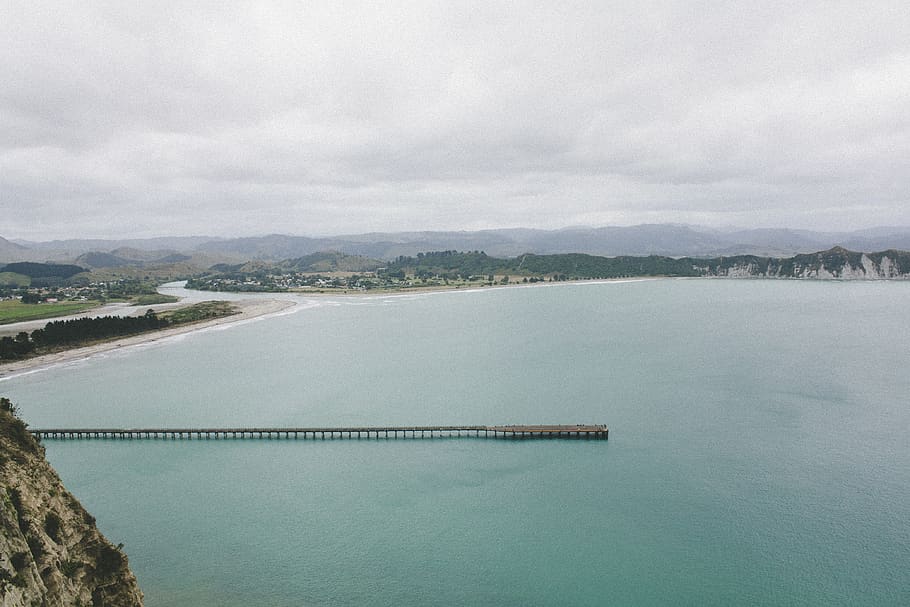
(5, 225, 910, 266)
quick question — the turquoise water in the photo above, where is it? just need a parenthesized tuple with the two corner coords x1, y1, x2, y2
(3, 280, 910, 605)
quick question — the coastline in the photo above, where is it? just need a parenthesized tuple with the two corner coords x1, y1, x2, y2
(0, 278, 654, 380)
(0, 298, 296, 380)
(285, 275, 660, 297)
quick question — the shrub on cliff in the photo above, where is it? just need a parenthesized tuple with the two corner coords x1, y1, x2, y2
(0, 398, 39, 456)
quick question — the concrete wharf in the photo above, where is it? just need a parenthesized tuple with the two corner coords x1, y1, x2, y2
(31, 424, 608, 441)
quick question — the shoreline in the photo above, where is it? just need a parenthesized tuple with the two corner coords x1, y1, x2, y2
(0, 299, 296, 381)
(0, 278, 655, 380)
(284, 275, 660, 297)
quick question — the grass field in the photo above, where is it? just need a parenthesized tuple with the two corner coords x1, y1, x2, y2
(0, 272, 31, 287)
(160, 301, 236, 324)
(0, 300, 101, 325)
(131, 293, 180, 306)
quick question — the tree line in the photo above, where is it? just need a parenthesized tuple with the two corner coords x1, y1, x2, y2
(384, 251, 702, 280)
(0, 310, 167, 360)
(0, 262, 86, 279)
(382, 248, 910, 280)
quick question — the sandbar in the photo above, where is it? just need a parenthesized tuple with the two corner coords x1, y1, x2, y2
(0, 299, 295, 380)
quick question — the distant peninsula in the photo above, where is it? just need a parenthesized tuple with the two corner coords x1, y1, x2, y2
(0, 300, 294, 377)
(184, 247, 910, 293)
(1, 301, 237, 363)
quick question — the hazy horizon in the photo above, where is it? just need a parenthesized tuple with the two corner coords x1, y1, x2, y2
(6, 221, 910, 246)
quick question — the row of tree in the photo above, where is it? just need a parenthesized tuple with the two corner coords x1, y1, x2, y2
(0, 333, 33, 360)
(0, 310, 167, 360)
(384, 251, 703, 280)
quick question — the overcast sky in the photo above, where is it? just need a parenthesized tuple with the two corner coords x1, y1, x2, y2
(2, 1, 909, 240)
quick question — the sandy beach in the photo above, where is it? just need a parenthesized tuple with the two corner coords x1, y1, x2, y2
(0, 299, 295, 380)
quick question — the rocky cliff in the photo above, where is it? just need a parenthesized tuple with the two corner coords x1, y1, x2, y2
(0, 398, 143, 607)
(693, 247, 910, 279)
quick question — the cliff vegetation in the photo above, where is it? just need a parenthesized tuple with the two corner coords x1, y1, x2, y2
(0, 397, 143, 606)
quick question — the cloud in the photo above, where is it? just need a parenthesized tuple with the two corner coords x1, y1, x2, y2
(2, 1, 909, 239)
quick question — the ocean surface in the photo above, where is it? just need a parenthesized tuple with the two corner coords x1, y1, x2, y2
(3, 279, 909, 606)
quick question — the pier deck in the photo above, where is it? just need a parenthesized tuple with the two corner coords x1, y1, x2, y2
(30, 424, 608, 441)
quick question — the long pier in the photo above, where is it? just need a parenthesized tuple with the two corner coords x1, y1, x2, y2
(30, 424, 608, 441)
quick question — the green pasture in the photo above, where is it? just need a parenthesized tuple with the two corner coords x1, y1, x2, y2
(0, 300, 100, 325)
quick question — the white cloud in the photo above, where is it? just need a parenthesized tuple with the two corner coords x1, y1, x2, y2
(2, 1, 909, 239)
